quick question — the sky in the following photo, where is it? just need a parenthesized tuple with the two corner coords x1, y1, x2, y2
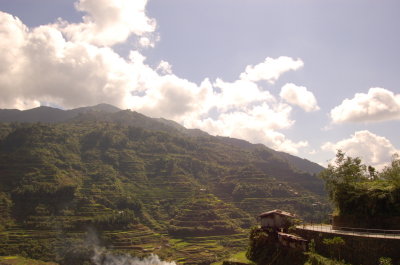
(0, 0, 399, 169)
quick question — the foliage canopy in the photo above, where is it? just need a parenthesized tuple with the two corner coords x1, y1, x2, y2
(319, 150, 400, 217)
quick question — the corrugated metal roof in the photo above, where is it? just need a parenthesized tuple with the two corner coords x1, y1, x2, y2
(259, 209, 296, 218)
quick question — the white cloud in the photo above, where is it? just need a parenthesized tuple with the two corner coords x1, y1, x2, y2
(322, 130, 400, 169)
(280, 83, 320, 112)
(0, 8, 309, 155)
(156, 60, 173, 75)
(0, 11, 210, 120)
(186, 103, 308, 154)
(212, 79, 274, 111)
(187, 56, 307, 153)
(59, 0, 156, 46)
(331, 87, 400, 123)
(309, 149, 317, 155)
(139, 36, 155, 48)
(0, 12, 142, 109)
(128, 75, 214, 121)
(239, 56, 304, 83)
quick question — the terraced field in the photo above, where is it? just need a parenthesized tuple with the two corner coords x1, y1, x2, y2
(0, 256, 58, 265)
(169, 233, 248, 264)
(0, 116, 328, 264)
(0, 225, 249, 264)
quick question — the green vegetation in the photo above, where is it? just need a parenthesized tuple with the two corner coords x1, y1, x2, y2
(211, 251, 254, 265)
(245, 229, 352, 265)
(322, 237, 345, 260)
(304, 252, 348, 265)
(0, 256, 58, 265)
(246, 227, 306, 265)
(244, 150, 400, 265)
(0, 108, 328, 264)
(379, 257, 393, 265)
(320, 150, 400, 217)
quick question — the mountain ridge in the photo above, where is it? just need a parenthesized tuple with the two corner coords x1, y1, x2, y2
(0, 103, 121, 123)
(0, 103, 323, 175)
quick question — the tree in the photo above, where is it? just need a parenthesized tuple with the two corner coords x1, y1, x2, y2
(323, 237, 345, 260)
(319, 150, 368, 210)
(380, 154, 400, 187)
(320, 151, 400, 217)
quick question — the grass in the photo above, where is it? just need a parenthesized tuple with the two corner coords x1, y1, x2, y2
(211, 251, 254, 265)
(164, 234, 249, 264)
(0, 256, 58, 265)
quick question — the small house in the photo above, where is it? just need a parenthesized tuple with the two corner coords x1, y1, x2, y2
(259, 209, 296, 231)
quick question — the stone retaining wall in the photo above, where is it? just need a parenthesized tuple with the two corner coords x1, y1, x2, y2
(295, 228, 400, 265)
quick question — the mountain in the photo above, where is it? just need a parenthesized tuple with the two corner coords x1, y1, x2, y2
(0, 104, 322, 173)
(277, 151, 324, 175)
(0, 103, 121, 123)
(70, 103, 122, 114)
(215, 136, 324, 175)
(0, 105, 329, 264)
(0, 106, 72, 123)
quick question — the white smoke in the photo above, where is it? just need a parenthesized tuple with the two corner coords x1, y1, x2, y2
(92, 248, 176, 265)
(86, 229, 176, 265)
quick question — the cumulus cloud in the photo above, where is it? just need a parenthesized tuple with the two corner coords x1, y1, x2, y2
(239, 56, 304, 83)
(59, 0, 156, 46)
(0, 12, 140, 109)
(128, 75, 213, 121)
(0, 12, 198, 117)
(280, 83, 320, 112)
(185, 56, 308, 153)
(212, 79, 274, 111)
(0, 5, 309, 155)
(186, 103, 308, 154)
(322, 130, 400, 169)
(309, 150, 317, 155)
(156, 60, 173, 75)
(139, 36, 156, 48)
(330, 87, 400, 123)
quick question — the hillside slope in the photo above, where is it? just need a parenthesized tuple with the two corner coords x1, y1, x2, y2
(0, 104, 323, 174)
(0, 106, 328, 264)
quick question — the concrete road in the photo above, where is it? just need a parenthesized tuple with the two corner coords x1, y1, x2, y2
(296, 224, 400, 239)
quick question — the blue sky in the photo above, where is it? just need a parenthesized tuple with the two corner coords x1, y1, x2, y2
(0, 0, 399, 168)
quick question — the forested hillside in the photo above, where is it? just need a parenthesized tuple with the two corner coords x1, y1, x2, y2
(0, 105, 329, 264)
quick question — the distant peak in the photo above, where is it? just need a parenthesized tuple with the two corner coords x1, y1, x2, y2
(69, 103, 121, 114)
(91, 103, 121, 111)
(94, 103, 118, 108)
(35, 105, 56, 109)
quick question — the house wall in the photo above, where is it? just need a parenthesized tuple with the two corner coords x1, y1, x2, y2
(278, 233, 308, 251)
(261, 214, 285, 228)
(261, 216, 273, 227)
